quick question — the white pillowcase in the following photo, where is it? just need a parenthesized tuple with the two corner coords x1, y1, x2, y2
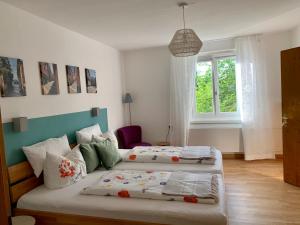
(92, 135, 108, 142)
(23, 135, 71, 177)
(93, 130, 119, 149)
(43, 152, 84, 189)
(65, 145, 87, 177)
(76, 124, 102, 144)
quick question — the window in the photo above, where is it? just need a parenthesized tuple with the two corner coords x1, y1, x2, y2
(193, 53, 240, 122)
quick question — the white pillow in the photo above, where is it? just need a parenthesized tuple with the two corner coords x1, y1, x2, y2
(65, 145, 87, 177)
(92, 135, 108, 143)
(93, 130, 119, 149)
(23, 135, 71, 177)
(76, 124, 102, 144)
(43, 152, 84, 189)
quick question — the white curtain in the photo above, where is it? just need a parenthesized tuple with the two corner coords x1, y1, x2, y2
(235, 35, 275, 160)
(170, 55, 197, 146)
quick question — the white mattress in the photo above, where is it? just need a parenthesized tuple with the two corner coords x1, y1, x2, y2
(115, 149, 223, 174)
(18, 170, 227, 225)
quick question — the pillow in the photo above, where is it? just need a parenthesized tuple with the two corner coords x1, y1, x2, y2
(92, 135, 107, 143)
(79, 143, 100, 173)
(23, 135, 71, 177)
(93, 140, 121, 170)
(44, 152, 84, 189)
(93, 130, 119, 149)
(76, 124, 102, 144)
(65, 145, 87, 177)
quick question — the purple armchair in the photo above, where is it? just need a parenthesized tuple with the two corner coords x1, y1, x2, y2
(117, 125, 152, 149)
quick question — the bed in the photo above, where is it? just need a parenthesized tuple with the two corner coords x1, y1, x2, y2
(4, 109, 227, 225)
(8, 148, 226, 225)
(16, 170, 227, 225)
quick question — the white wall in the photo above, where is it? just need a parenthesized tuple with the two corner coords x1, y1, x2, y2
(123, 32, 291, 153)
(0, 2, 124, 130)
(201, 38, 235, 53)
(189, 128, 243, 152)
(291, 25, 300, 48)
(123, 47, 170, 144)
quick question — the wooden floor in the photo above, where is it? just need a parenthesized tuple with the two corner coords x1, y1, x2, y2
(224, 159, 300, 225)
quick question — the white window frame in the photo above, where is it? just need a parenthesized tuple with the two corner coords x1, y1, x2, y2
(192, 51, 240, 123)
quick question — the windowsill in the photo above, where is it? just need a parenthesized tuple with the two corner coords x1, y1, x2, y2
(191, 119, 241, 124)
(190, 119, 241, 129)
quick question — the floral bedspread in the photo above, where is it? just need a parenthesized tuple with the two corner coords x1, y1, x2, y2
(81, 170, 218, 204)
(123, 146, 216, 165)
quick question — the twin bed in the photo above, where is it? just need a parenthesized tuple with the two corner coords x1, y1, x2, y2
(9, 148, 227, 225)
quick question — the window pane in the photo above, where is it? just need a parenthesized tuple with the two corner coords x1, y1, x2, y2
(195, 61, 213, 113)
(217, 57, 237, 112)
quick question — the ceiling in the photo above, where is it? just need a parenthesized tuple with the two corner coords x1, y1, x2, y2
(2, 0, 300, 50)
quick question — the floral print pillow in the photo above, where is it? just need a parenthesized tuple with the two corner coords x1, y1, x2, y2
(44, 152, 83, 189)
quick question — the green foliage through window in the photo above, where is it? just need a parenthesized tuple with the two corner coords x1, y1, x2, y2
(217, 57, 237, 112)
(195, 61, 213, 113)
(195, 56, 237, 114)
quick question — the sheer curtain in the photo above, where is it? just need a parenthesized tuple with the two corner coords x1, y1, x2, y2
(235, 35, 275, 160)
(170, 55, 197, 146)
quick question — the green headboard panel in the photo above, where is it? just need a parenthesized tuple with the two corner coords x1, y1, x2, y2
(3, 108, 108, 166)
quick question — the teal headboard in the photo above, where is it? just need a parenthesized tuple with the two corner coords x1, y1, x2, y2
(3, 108, 108, 166)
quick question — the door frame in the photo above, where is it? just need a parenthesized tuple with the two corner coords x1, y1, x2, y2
(0, 108, 11, 225)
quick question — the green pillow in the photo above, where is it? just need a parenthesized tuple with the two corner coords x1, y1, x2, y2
(93, 140, 121, 170)
(79, 143, 100, 173)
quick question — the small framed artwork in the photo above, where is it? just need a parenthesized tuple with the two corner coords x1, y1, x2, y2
(85, 68, 97, 93)
(0, 56, 26, 97)
(66, 65, 81, 93)
(39, 62, 59, 95)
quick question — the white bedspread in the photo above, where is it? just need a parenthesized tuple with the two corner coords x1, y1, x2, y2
(17, 170, 227, 225)
(116, 149, 223, 174)
(81, 170, 218, 204)
(124, 146, 216, 164)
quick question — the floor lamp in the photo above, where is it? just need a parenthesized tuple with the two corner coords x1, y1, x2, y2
(123, 93, 133, 125)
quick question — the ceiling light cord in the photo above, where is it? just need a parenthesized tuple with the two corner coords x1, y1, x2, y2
(182, 5, 185, 30)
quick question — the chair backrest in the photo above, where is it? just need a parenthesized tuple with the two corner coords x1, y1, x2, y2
(117, 126, 142, 149)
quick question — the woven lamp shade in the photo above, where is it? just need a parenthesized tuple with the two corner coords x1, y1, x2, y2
(169, 29, 203, 57)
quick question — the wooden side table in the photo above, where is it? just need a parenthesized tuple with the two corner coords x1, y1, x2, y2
(157, 141, 170, 146)
(12, 216, 35, 225)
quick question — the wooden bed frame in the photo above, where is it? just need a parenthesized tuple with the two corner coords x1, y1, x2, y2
(7, 145, 168, 225)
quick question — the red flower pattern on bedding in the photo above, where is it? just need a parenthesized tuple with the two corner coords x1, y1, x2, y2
(116, 175, 124, 180)
(59, 159, 75, 178)
(118, 190, 130, 198)
(171, 156, 180, 162)
(129, 154, 137, 160)
(183, 196, 198, 203)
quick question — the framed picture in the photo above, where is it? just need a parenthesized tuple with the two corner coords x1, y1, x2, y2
(0, 56, 26, 97)
(39, 62, 59, 95)
(85, 68, 97, 93)
(66, 65, 81, 93)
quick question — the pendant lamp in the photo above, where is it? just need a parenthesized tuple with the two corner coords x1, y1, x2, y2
(168, 2, 202, 57)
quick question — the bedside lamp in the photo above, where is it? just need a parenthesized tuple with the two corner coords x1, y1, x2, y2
(91, 107, 100, 117)
(13, 117, 28, 132)
(123, 93, 133, 125)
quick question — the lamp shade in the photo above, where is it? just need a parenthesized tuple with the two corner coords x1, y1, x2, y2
(168, 29, 203, 57)
(123, 93, 133, 103)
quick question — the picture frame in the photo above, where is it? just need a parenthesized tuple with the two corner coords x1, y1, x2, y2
(39, 62, 59, 95)
(0, 56, 26, 97)
(85, 68, 97, 93)
(66, 65, 81, 94)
